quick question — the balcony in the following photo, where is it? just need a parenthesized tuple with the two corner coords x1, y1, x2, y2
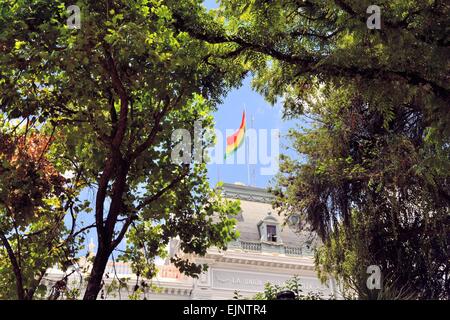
(234, 240, 310, 257)
(284, 246, 303, 256)
(240, 241, 262, 252)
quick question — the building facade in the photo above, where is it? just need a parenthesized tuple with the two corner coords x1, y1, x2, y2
(43, 183, 337, 299)
(188, 183, 336, 299)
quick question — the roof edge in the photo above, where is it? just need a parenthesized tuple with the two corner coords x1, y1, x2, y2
(220, 183, 275, 204)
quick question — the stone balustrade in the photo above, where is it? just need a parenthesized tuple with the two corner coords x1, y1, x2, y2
(235, 240, 311, 256)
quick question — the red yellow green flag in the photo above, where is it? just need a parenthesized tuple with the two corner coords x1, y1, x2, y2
(225, 111, 246, 158)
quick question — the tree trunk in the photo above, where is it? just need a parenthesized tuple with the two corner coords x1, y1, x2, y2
(83, 159, 129, 300)
(83, 245, 111, 300)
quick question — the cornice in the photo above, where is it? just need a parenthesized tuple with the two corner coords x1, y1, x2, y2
(203, 250, 316, 271)
(221, 183, 275, 203)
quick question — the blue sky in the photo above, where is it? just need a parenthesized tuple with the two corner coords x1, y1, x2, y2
(202, 0, 296, 189)
(207, 76, 291, 188)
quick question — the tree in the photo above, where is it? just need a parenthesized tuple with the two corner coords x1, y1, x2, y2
(0, 118, 86, 299)
(0, 0, 244, 299)
(175, 0, 450, 298)
(280, 84, 449, 299)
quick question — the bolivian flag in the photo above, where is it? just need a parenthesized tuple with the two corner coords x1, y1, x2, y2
(225, 111, 246, 158)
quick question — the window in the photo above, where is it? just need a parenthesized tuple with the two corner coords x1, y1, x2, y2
(258, 212, 282, 243)
(267, 225, 277, 242)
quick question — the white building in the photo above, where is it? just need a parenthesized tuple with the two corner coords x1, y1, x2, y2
(44, 183, 337, 299)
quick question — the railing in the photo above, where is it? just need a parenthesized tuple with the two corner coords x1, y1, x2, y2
(238, 241, 305, 256)
(285, 246, 303, 256)
(240, 241, 262, 252)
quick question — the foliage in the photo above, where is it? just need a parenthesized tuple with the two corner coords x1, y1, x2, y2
(0, 0, 245, 299)
(251, 276, 330, 300)
(1, 0, 448, 301)
(174, 0, 450, 299)
(277, 78, 449, 300)
(0, 119, 86, 299)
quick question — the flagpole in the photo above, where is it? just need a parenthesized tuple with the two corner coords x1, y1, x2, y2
(245, 105, 250, 186)
(251, 113, 255, 186)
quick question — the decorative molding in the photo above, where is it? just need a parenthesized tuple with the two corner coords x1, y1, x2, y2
(205, 251, 316, 271)
(230, 240, 310, 257)
(210, 268, 331, 294)
(221, 183, 275, 203)
(156, 286, 192, 297)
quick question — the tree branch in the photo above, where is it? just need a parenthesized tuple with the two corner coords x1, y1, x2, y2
(173, 7, 449, 99)
(128, 93, 182, 160)
(0, 231, 25, 300)
(102, 45, 129, 149)
(110, 166, 190, 248)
